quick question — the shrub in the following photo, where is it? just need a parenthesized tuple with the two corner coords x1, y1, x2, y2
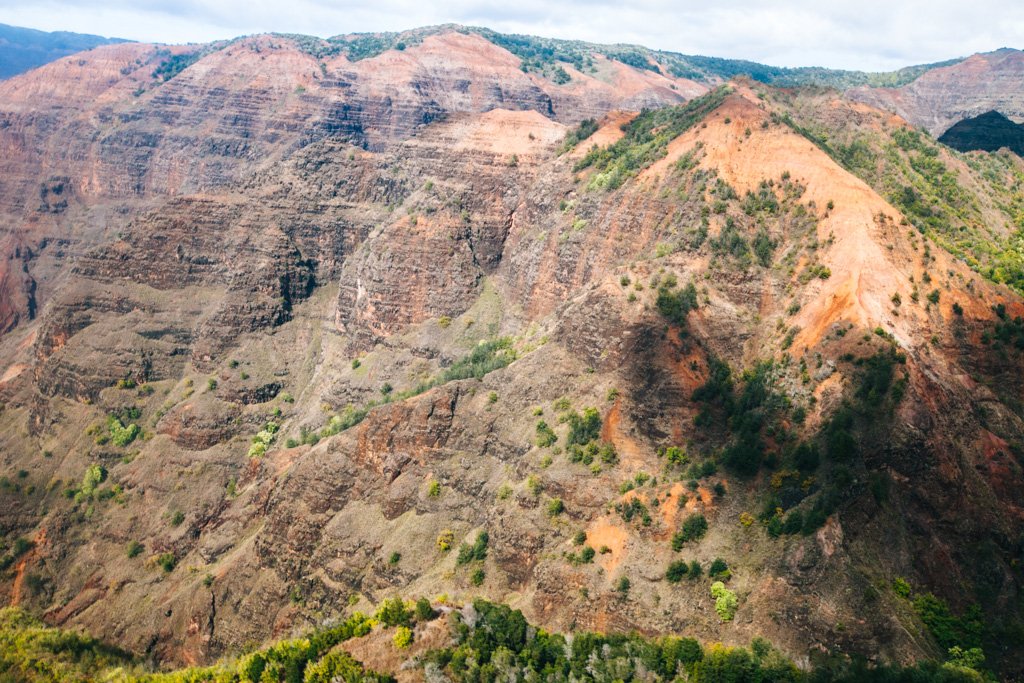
(470, 568, 486, 586)
(664, 446, 688, 466)
(616, 576, 631, 594)
(536, 421, 557, 447)
(547, 498, 565, 516)
(376, 597, 411, 627)
(656, 282, 699, 327)
(79, 464, 107, 500)
(415, 597, 436, 621)
(170, 511, 184, 527)
(679, 513, 708, 543)
(566, 408, 602, 446)
(107, 417, 140, 447)
(437, 530, 455, 552)
(709, 558, 730, 579)
(126, 541, 143, 558)
(711, 581, 738, 621)
(752, 228, 775, 267)
(456, 532, 489, 565)
(393, 625, 413, 649)
(157, 553, 176, 572)
(666, 560, 689, 583)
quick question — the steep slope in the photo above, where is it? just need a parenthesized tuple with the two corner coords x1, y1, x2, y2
(849, 48, 1024, 136)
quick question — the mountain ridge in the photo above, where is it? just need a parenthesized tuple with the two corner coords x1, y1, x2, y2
(0, 22, 128, 79)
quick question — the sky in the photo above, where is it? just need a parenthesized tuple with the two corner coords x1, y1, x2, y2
(0, 0, 1021, 71)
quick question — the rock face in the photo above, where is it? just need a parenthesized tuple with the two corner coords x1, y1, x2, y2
(2, 27, 1024, 680)
(849, 48, 1024, 135)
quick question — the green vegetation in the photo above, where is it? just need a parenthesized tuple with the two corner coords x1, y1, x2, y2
(566, 407, 601, 446)
(247, 421, 279, 458)
(671, 513, 708, 549)
(456, 531, 489, 565)
(0, 597, 987, 682)
(665, 559, 689, 583)
(151, 49, 202, 82)
(711, 581, 739, 621)
(156, 552, 176, 572)
(574, 87, 731, 190)
(616, 497, 652, 527)
(425, 599, 804, 682)
(393, 626, 413, 649)
(655, 280, 699, 328)
(560, 118, 599, 153)
(983, 303, 1024, 351)
(107, 407, 141, 447)
(535, 420, 558, 447)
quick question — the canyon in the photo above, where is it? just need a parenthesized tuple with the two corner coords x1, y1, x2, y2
(0, 25, 1023, 681)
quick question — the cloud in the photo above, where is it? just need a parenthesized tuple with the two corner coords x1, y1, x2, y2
(0, 0, 1020, 70)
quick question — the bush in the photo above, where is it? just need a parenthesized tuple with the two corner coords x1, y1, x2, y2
(376, 597, 412, 627)
(536, 420, 557, 447)
(566, 408, 602, 446)
(415, 597, 436, 622)
(470, 568, 486, 586)
(711, 581, 738, 621)
(678, 513, 708, 544)
(157, 553, 176, 572)
(547, 498, 565, 516)
(709, 558, 730, 579)
(456, 531, 489, 565)
(666, 560, 689, 583)
(126, 541, 143, 558)
(107, 417, 139, 447)
(656, 282, 699, 327)
(393, 625, 413, 649)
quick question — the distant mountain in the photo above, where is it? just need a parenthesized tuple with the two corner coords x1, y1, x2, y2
(939, 110, 1024, 155)
(0, 22, 128, 79)
(849, 48, 1024, 135)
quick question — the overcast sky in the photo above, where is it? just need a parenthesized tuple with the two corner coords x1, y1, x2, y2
(0, 0, 1021, 71)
